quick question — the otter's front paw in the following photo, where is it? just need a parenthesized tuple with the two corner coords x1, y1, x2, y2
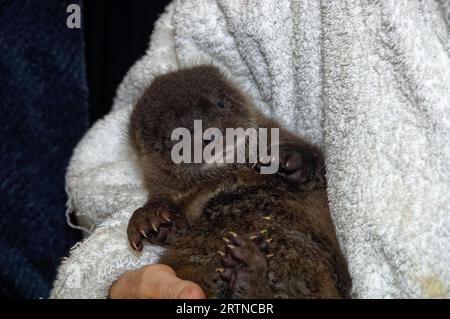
(216, 232, 272, 298)
(257, 144, 326, 188)
(127, 200, 173, 252)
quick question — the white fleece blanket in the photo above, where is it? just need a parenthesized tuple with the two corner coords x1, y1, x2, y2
(50, 0, 450, 298)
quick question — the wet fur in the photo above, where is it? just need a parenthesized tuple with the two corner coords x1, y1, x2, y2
(127, 65, 352, 298)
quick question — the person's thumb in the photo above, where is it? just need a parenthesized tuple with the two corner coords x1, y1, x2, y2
(174, 280, 206, 299)
(154, 264, 206, 299)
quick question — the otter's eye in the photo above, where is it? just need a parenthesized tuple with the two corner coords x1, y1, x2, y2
(216, 100, 225, 108)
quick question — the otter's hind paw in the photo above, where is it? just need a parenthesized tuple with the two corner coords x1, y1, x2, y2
(216, 232, 272, 298)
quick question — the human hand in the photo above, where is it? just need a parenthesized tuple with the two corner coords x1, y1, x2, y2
(109, 264, 206, 299)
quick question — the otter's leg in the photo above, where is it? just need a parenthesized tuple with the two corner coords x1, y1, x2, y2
(127, 198, 177, 252)
(217, 232, 273, 298)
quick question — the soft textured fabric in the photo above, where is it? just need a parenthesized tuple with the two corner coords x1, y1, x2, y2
(0, 0, 87, 298)
(51, 0, 450, 298)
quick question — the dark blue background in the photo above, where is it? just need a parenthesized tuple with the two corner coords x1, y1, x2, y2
(0, 0, 87, 298)
(0, 0, 169, 298)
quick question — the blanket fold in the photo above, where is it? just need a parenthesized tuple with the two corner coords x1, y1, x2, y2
(51, 0, 450, 298)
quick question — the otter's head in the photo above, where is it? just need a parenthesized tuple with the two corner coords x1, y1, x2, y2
(129, 65, 255, 185)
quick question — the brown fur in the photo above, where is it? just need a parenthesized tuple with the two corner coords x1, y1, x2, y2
(127, 65, 352, 298)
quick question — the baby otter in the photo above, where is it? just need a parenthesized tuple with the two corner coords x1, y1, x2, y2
(127, 65, 352, 298)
